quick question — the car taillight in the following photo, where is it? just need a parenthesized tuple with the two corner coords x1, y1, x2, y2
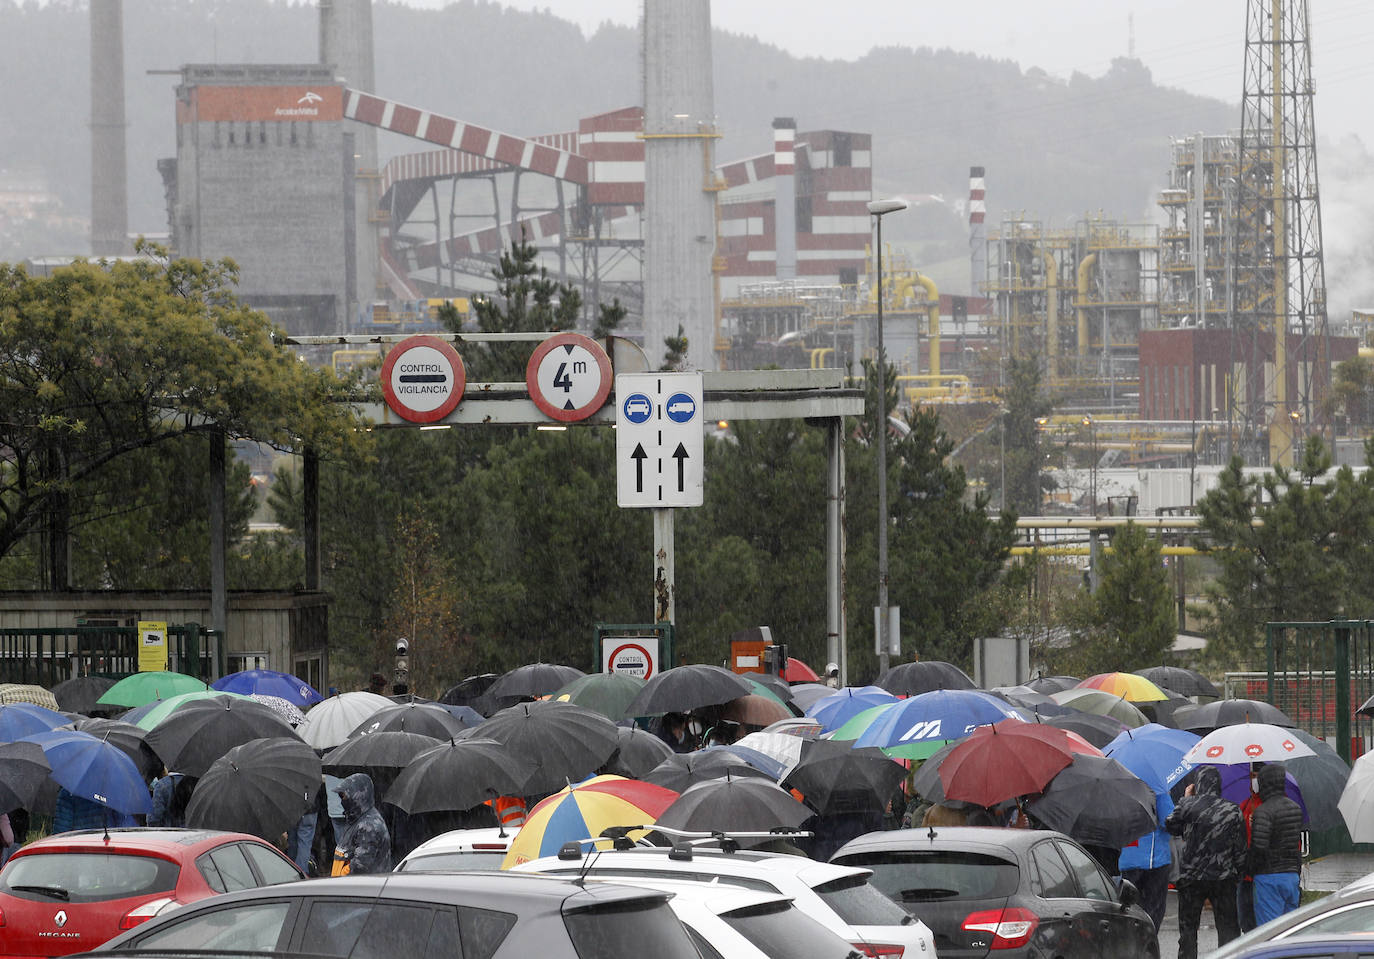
(961, 908, 1038, 949)
(852, 943, 904, 959)
(119, 897, 178, 929)
(471, 844, 507, 850)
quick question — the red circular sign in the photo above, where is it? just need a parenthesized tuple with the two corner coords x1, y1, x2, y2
(607, 642, 654, 679)
(525, 332, 613, 423)
(381, 335, 466, 424)
(1206, 745, 1225, 758)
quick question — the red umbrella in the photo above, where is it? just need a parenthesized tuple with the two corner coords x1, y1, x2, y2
(938, 720, 1078, 807)
(779, 658, 820, 682)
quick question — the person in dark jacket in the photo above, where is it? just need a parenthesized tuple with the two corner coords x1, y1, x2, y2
(1249, 762, 1303, 925)
(331, 773, 391, 875)
(1165, 765, 1247, 959)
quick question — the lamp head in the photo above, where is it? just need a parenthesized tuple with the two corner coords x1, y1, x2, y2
(867, 198, 909, 216)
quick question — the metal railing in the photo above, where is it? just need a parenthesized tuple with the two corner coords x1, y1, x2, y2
(0, 624, 224, 687)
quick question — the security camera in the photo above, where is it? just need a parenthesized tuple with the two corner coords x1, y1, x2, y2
(395, 637, 410, 656)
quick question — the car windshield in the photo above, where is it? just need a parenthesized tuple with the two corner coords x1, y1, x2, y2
(722, 901, 856, 959)
(2, 852, 179, 904)
(563, 898, 700, 959)
(838, 850, 1020, 903)
(397, 851, 505, 872)
(813, 875, 913, 926)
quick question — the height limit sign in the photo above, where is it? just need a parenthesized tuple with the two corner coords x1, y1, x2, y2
(615, 372, 704, 508)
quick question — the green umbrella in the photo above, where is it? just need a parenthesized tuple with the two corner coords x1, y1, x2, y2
(551, 673, 645, 721)
(131, 690, 251, 731)
(97, 671, 210, 708)
(741, 676, 792, 710)
(1050, 688, 1149, 728)
(829, 703, 896, 741)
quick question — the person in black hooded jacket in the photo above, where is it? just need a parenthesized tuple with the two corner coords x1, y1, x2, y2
(1249, 762, 1303, 925)
(1165, 765, 1247, 959)
(332, 773, 391, 875)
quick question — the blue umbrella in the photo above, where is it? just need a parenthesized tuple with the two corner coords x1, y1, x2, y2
(21, 729, 153, 815)
(0, 702, 70, 742)
(212, 668, 323, 707)
(806, 686, 899, 733)
(853, 689, 1024, 759)
(1103, 722, 1200, 791)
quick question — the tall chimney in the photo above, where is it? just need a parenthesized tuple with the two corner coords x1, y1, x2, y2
(968, 166, 986, 297)
(773, 117, 797, 281)
(90, 0, 129, 256)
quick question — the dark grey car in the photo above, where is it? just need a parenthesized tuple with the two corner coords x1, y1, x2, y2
(90, 871, 702, 959)
(833, 827, 1158, 959)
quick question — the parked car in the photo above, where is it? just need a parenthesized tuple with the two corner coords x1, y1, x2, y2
(394, 826, 511, 872)
(511, 838, 936, 958)
(0, 827, 303, 959)
(92, 871, 701, 959)
(1209, 934, 1374, 959)
(832, 826, 1156, 959)
(1207, 874, 1374, 959)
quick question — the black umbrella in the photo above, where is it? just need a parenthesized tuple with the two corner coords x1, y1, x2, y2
(144, 694, 300, 777)
(184, 737, 321, 843)
(1175, 698, 1295, 732)
(623, 664, 755, 717)
(641, 748, 775, 793)
(0, 740, 52, 809)
(1036, 711, 1128, 748)
(603, 725, 675, 779)
(876, 661, 977, 696)
(68, 717, 162, 780)
(50, 677, 118, 716)
(324, 730, 442, 796)
(439, 673, 499, 711)
(488, 663, 586, 700)
(1137, 688, 1194, 729)
(1135, 666, 1219, 699)
(783, 739, 907, 816)
(739, 672, 795, 703)
(656, 775, 813, 833)
(385, 737, 532, 813)
(475, 700, 620, 795)
(1025, 675, 1082, 694)
(1285, 728, 1350, 832)
(1026, 754, 1158, 847)
(348, 701, 478, 740)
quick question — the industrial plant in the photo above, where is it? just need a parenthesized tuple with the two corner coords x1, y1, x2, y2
(76, 0, 1352, 489)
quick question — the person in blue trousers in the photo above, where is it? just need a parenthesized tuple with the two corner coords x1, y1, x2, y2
(1248, 762, 1303, 925)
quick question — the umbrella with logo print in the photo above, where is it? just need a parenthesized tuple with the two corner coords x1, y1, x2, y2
(851, 689, 1025, 760)
(1181, 721, 1316, 766)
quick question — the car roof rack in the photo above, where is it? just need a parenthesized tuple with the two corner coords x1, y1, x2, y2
(568, 825, 812, 862)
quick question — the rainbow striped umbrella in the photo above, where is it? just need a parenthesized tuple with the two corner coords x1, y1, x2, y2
(1076, 672, 1169, 703)
(501, 775, 678, 868)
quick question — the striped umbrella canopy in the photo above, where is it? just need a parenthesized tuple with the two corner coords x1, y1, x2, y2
(501, 775, 678, 868)
(0, 684, 61, 710)
(1076, 672, 1169, 703)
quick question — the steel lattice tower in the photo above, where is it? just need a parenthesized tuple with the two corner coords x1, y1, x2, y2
(1235, 0, 1329, 465)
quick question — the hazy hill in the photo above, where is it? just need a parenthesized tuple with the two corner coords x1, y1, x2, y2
(0, 0, 1233, 259)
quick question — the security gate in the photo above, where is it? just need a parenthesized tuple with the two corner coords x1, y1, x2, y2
(1259, 620, 1374, 766)
(0, 624, 224, 687)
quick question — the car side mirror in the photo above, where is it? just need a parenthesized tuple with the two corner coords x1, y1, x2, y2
(1116, 877, 1140, 910)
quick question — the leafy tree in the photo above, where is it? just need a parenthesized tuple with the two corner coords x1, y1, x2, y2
(660, 324, 689, 372)
(381, 509, 466, 698)
(1325, 356, 1374, 430)
(1196, 438, 1374, 665)
(998, 354, 1053, 516)
(0, 245, 360, 563)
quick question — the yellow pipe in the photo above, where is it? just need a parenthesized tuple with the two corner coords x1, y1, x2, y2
(1039, 249, 1058, 381)
(1269, 0, 1291, 466)
(1011, 545, 1202, 556)
(809, 348, 834, 369)
(1076, 252, 1097, 361)
(915, 273, 940, 379)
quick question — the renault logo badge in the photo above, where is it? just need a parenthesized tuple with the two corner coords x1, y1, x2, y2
(54, 910, 68, 927)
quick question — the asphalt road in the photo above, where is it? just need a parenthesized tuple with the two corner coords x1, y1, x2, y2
(1157, 889, 1217, 959)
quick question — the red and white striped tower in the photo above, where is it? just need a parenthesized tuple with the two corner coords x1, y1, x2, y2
(773, 117, 797, 280)
(969, 166, 986, 296)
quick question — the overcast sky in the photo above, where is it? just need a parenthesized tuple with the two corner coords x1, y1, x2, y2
(406, 0, 1374, 146)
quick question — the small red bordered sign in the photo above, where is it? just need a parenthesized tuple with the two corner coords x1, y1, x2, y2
(607, 642, 654, 680)
(526, 332, 613, 423)
(381, 335, 467, 424)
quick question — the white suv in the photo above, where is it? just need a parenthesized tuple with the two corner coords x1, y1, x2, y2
(511, 839, 936, 959)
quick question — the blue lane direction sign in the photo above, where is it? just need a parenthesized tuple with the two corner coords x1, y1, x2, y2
(615, 372, 704, 508)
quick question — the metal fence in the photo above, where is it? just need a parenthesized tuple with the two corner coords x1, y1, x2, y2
(0, 624, 224, 687)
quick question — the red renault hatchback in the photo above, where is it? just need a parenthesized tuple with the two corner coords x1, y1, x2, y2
(0, 828, 303, 959)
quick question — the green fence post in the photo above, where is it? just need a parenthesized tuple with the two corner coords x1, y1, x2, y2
(1336, 621, 1352, 766)
(183, 622, 201, 680)
(1265, 622, 1276, 705)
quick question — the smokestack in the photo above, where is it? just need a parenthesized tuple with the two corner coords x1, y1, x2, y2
(90, 0, 129, 256)
(968, 166, 986, 297)
(773, 117, 797, 281)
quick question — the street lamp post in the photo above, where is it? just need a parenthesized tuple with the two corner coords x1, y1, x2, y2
(867, 197, 908, 675)
(1081, 414, 1097, 516)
